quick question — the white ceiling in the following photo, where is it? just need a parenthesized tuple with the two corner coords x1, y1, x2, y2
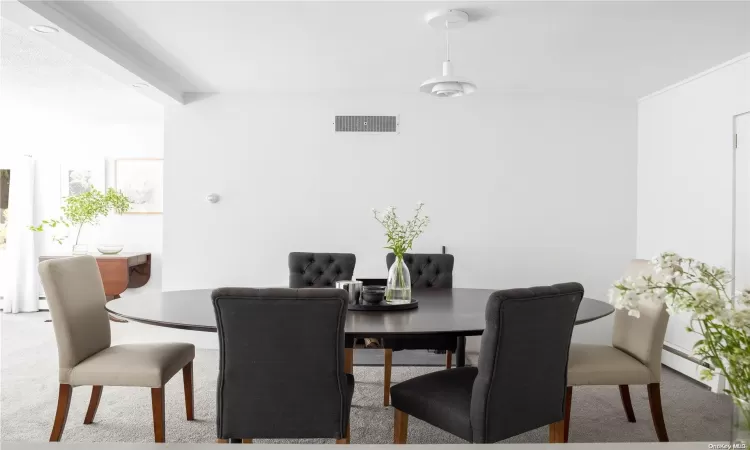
(74, 1, 750, 97)
(4, 1, 750, 99)
(1, 17, 122, 94)
(0, 17, 162, 121)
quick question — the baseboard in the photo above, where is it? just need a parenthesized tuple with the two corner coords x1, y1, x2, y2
(662, 344, 724, 393)
(0, 297, 49, 313)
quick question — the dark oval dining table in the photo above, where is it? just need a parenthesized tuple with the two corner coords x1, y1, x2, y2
(106, 288, 615, 368)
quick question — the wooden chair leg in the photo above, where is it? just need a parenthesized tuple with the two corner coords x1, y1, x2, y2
(564, 386, 572, 443)
(384, 349, 393, 406)
(394, 408, 408, 444)
(83, 386, 103, 424)
(183, 361, 195, 421)
(445, 351, 452, 369)
(647, 383, 669, 442)
(336, 422, 351, 444)
(216, 439, 229, 443)
(151, 387, 166, 443)
(619, 384, 636, 423)
(549, 420, 565, 443)
(49, 384, 73, 442)
(344, 348, 354, 375)
(242, 439, 253, 443)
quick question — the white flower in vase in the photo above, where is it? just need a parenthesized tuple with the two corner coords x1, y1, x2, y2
(372, 203, 430, 304)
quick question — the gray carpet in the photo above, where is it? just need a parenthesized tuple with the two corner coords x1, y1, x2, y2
(1, 313, 733, 444)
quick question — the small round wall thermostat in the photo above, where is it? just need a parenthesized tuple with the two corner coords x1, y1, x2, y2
(206, 193, 220, 203)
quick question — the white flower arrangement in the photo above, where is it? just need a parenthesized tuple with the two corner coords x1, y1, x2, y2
(372, 202, 429, 302)
(371, 202, 429, 258)
(609, 252, 750, 431)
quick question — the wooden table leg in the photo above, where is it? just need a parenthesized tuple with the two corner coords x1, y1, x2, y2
(106, 295, 128, 323)
(344, 348, 354, 374)
(456, 336, 466, 367)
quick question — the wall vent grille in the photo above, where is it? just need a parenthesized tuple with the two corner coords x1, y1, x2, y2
(334, 115, 399, 133)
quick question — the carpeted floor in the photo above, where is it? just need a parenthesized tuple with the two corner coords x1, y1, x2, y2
(1, 313, 733, 444)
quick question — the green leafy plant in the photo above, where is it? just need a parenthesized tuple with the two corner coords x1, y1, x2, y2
(30, 188, 131, 245)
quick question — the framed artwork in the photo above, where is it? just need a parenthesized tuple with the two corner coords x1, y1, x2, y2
(115, 158, 163, 214)
(60, 161, 105, 199)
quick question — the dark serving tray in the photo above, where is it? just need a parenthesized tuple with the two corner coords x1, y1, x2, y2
(348, 298, 419, 311)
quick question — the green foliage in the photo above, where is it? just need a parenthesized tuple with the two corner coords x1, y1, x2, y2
(372, 202, 430, 258)
(62, 188, 130, 225)
(30, 188, 131, 245)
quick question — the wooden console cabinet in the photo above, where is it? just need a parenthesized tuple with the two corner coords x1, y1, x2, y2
(38, 252, 151, 322)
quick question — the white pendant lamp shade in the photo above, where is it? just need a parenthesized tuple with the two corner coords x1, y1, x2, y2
(420, 61, 477, 97)
(420, 9, 477, 98)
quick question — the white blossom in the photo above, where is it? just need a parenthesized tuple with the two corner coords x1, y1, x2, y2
(609, 252, 750, 415)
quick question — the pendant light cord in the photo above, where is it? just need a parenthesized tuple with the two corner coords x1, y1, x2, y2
(445, 20, 450, 61)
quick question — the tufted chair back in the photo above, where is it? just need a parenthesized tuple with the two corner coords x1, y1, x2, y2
(386, 253, 454, 288)
(288, 253, 356, 288)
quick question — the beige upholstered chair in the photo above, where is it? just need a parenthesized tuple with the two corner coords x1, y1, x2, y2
(565, 259, 670, 442)
(38, 256, 196, 443)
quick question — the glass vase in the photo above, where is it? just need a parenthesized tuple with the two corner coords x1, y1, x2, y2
(72, 244, 88, 255)
(386, 255, 411, 304)
(733, 398, 750, 447)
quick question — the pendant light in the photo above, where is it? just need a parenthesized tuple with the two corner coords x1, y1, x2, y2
(420, 9, 477, 98)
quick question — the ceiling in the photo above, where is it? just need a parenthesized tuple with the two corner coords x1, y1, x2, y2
(4, 1, 750, 100)
(0, 17, 161, 121)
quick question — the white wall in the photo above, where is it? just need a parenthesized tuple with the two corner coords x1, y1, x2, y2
(164, 91, 638, 344)
(637, 54, 750, 386)
(637, 55, 750, 268)
(736, 114, 750, 292)
(0, 83, 165, 295)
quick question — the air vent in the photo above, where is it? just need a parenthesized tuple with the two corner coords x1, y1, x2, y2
(334, 115, 399, 134)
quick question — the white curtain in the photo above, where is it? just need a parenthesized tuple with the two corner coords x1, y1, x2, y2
(4, 156, 38, 313)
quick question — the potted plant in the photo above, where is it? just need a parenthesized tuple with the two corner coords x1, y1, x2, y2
(609, 252, 750, 445)
(30, 188, 130, 254)
(372, 202, 430, 304)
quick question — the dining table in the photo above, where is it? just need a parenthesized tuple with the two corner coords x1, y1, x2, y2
(105, 287, 616, 368)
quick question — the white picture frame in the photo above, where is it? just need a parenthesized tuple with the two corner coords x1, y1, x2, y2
(60, 161, 106, 199)
(114, 158, 163, 214)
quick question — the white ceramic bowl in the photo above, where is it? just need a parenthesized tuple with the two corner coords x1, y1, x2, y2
(97, 245, 124, 255)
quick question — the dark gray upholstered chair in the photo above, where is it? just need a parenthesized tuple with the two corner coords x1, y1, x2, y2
(386, 253, 454, 289)
(391, 283, 584, 444)
(212, 288, 355, 444)
(288, 252, 356, 288)
(288, 251, 357, 351)
(382, 253, 457, 406)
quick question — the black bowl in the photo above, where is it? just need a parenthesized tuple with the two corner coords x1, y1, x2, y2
(362, 291, 385, 305)
(363, 285, 386, 292)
